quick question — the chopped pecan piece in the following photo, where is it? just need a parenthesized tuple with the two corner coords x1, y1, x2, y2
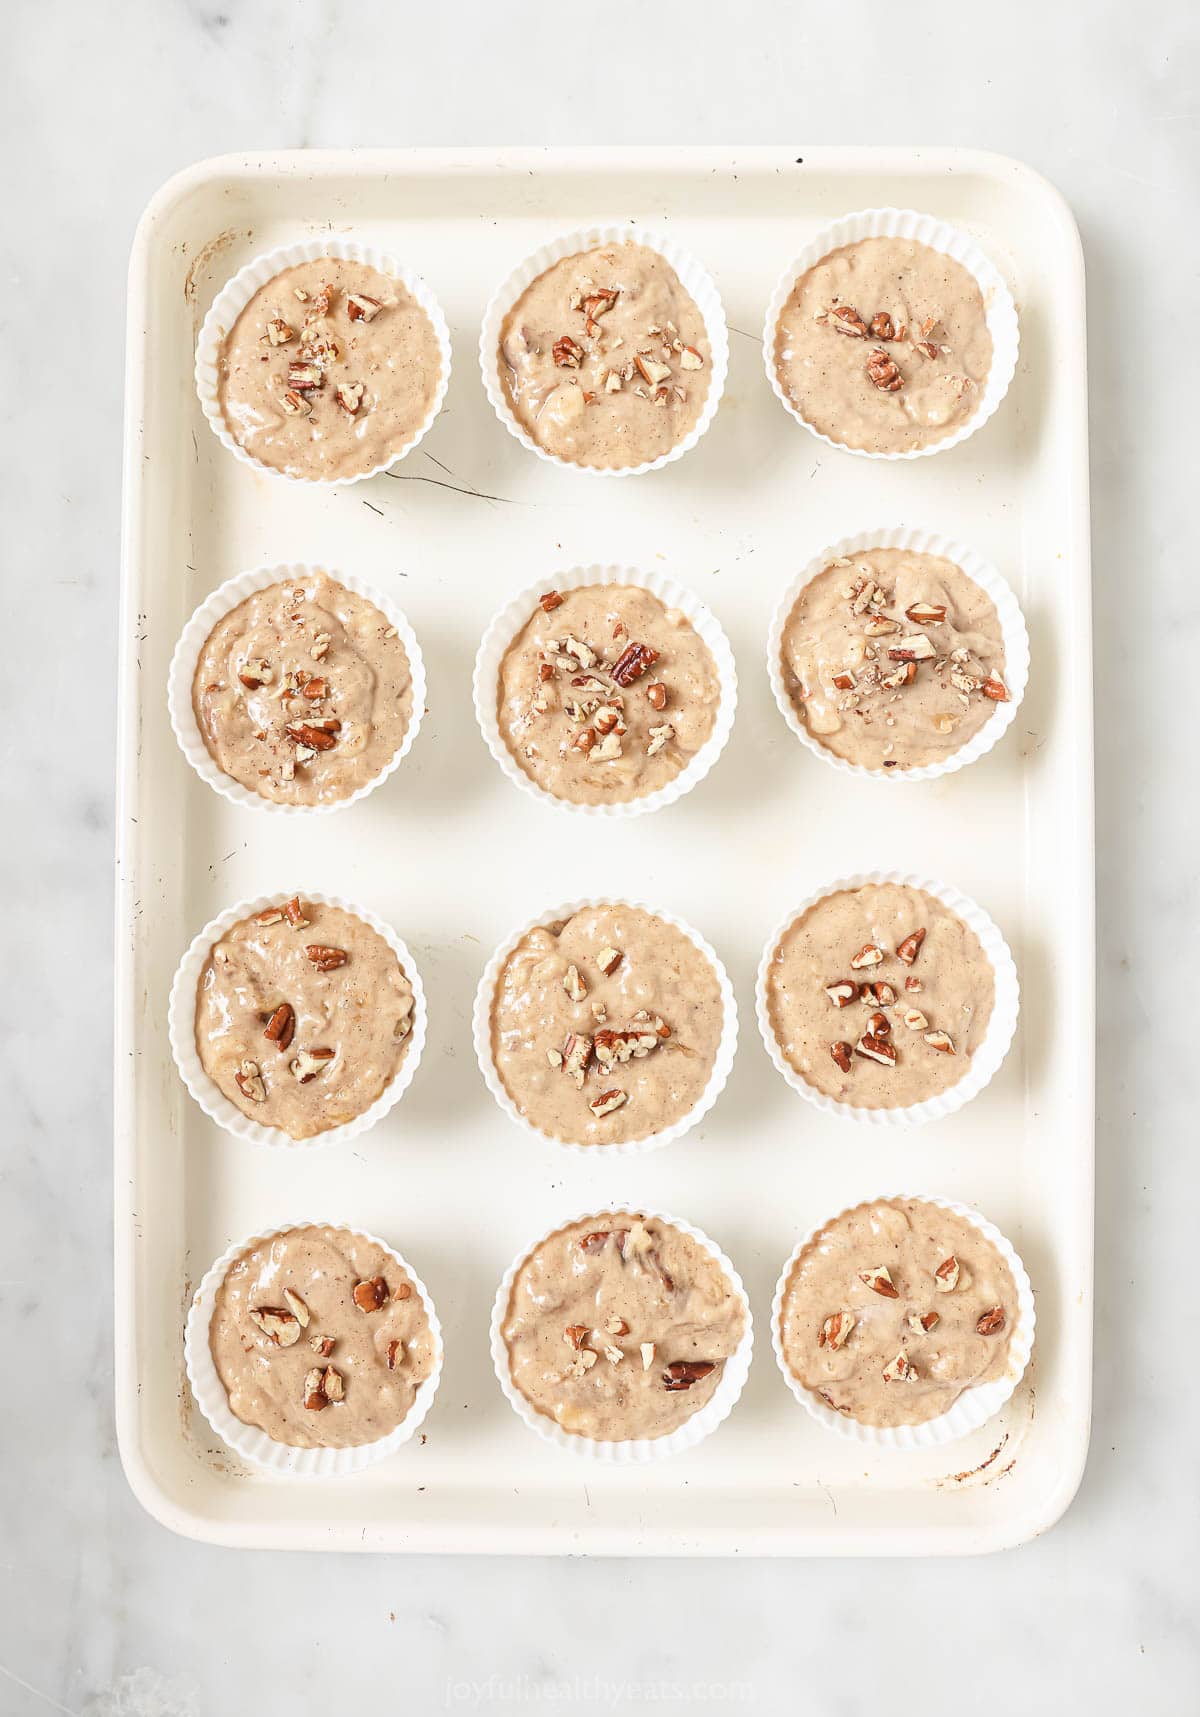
(829, 305, 868, 338)
(678, 345, 705, 369)
(924, 1030, 955, 1054)
(646, 723, 674, 757)
(553, 334, 584, 368)
(865, 1009, 891, 1037)
(561, 1032, 593, 1081)
(981, 677, 1009, 702)
(882, 1352, 917, 1383)
(386, 1338, 404, 1369)
(859, 981, 896, 1007)
(589, 1089, 627, 1118)
(895, 929, 926, 966)
(909, 1310, 940, 1333)
(646, 681, 668, 711)
(858, 1266, 899, 1298)
(934, 1256, 961, 1292)
(662, 1360, 716, 1391)
(825, 980, 857, 1008)
(563, 964, 588, 1003)
(819, 1311, 855, 1350)
(539, 590, 564, 613)
(250, 1306, 300, 1345)
(905, 602, 947, 624)
(283, 896, 310, 929)
(887, 635, 936, 663)
(282, 1288, 310, 1327)
(286, 722, 338, 752)
(866, 347, 903, 391)
(346, 292, 383, 322)
(830, 1040, 853, 1074)
(281, 389, 311, 416)
(563, 1325, 589, 1351)
(976, 1307, 1007, 1336)
(309, 1334, 335, 1357)
(234, 1060, 266, 1103)
(290, 1046, 334, 1083)
(287, 361, 323, 391)
(238, 657, 273, 689)
(255, 907, 285, 927)
(869, 311, 895, 340)
(849, 944, 884, 970)
(335, 381, 365, 416)
(263, 1003, 295, 1051)
(855, 1033, 897, 1068)
(611, 641, 660, 686)
(596, 946, 622, 977)
(303, 1367, 330, 1409)
(305, 944, 348, 972)
(902, 1007, 929, 1031)
(352, 1276, 389, 1313)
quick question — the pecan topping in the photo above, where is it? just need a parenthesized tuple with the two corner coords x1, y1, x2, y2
(866, 347, 903, 391)
(234, 1060, 266, 1103)
(301, 677, 327, 699)
(596, 946, 623, 977)
(281, 389, 311, 416)
(335, 381, 365, 416)
(305, 944, 348, 972)
(352, 1276, 389, 1313)
(824, 980, 857, 1008)
(849, 944, 884, 970)
(309, 1334, 335, 1357)
(634, 353, 672, 385)
(579, 1229, 627, 1254)
(858, 1266, 899, 1298)
(346, 292, 383, 322)
(282, 1288, 310, 1327)
(895, 929, 926, 966)
(859, 980, 896, 1007)
(886, 635, 936, 663)
(386, 1338, 404, 1370)
(882, 1352, 917, 1383)
(830, 1040, 853, 1074)
(561, 1032, 593, 1081)
(563, 1325, 589, 1351)
(869, 311, 895, 341)
(646, 681, 668, 712)
(611, 641, 661, 687)
(934, 1256, 961, 1292)
(678, 345, 705, 370)
(286, 722, 338, 752)
(588, 1088, 627, 1118)
(255, 907, 285, 927)
(250, 1306, 300, 1345)
(563, 964, 588, 1003)
(238, 657, 273, 689)
(924, 1029, 955, 1054)
(290, 1046, 334, 1083)
(881, 663, 918, 689)
(263, 1002, 295, 1051)
(646, 723, 674, 758)
(581, 288, 618, 336)
(283, 896, 310, 929)
(905, 602, 947, 624)
(908, 1310, 940, 1334)
(605, 1315, 629, 1336)
(855, 1033, 897, 1068)
(981, 677, 1009, 702)
(865, 1009, 891, 1038)
(539, 590, 564, 613)
(662, 1360, 716, 1391)
(553, 334, 584, 368)
(976, 1307, 1007, 1336)
(394, 1282, 412, 1301)
(831, 671, 855, 691)
(829, 305, 868, 338)
(818, 1311, 854, 1350)
(902, 1007, 929, 1031)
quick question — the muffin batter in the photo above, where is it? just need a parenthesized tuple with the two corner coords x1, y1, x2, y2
(195, 898, 416, 1138)
(779, 548, 1008, 771)
(779, 1198, 1018, 1427)
(217, 257, 442, 480)
(209, 1225, 435, 1449)
(497, 584, 720, 806)
(490, 904, 724, 1145)
(502, 1215, 746, 1441)
(773, 237, 993, 453)
(498, 242, 711, 468)
(765, 883, 994, 1109)
(192, 573, 415, 806)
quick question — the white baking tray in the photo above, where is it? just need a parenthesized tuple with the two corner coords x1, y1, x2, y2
(116, 147, 1093, 1555)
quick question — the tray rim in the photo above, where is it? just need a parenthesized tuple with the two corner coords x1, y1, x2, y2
(115, 143, 1094, 1556)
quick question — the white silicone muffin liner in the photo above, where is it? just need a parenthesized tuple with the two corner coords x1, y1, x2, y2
(168, 562, 427, 816)
(491, 1207, 753, 1462)
(762, 207, 1019, 460)
(194, 236, 452, 486)
(770, 1193, 1035, 1449)
(474, 565, 737, 819)
(756, 870, 1019, 1127)
(479, 224, 729, 477)
(184, 1220, 443, 1477)
(475, 897, 737, 1157)
(168, 891, 427, 1151)
(767, 527, 1030, 784)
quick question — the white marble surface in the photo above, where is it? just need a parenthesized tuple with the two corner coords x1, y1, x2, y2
(4, 0, 1197, 1711)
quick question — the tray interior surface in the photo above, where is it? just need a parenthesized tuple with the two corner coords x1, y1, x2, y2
(117, 149, 1092, 1554)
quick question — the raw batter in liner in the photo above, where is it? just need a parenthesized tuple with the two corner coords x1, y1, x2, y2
(497, 584, 721, 806)
(192, 573, 414, 807)
(498, 242, 711, 469)
(490, 904, 724, 1145)
(502, 1215, 746, 1441)
(195, 898, 415, 1138)
(209, 1225, 435, 1449)
(773, 237, 992, 454)
(217, 257, 442, 480)
(765, 883, 994, 1110)
(778, 1198, 1017, 1428)
(779, 548, 1008, 771)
